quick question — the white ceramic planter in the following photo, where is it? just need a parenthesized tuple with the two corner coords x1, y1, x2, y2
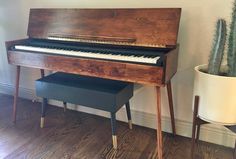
(193, 64, 236, 125)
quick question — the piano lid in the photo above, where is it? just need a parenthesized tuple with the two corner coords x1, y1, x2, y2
(27, 8, 181, 48)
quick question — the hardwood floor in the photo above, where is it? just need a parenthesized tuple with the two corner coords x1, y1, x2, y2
(0, 94, 234, 159)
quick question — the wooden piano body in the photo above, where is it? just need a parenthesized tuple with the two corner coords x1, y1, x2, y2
(5, 8, 181, 159)
(6, 39, 179, 86)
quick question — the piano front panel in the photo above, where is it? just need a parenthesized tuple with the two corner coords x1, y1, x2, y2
(7, 50, 164, 86)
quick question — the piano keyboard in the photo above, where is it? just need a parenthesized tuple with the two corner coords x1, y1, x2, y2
(14, 45, 160, 64)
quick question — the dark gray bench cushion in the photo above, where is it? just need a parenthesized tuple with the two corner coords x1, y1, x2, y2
(35, 72, 133, 112)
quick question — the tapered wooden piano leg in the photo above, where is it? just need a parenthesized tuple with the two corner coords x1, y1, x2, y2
(167, 81, 176, 135)
(63, 102, 67, 112)
(156, 86, 163, 159)
(13, 66, 21, 123)
(40, 69, 45, 77)
(125, 102, 132, 129)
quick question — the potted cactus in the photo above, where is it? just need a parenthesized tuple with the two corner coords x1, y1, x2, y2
(193, 2, 236, 125)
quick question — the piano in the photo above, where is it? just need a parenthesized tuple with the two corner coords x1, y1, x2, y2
(5, 8, 181, 159)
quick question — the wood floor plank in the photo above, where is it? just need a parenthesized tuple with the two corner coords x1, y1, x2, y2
(0, 94, 234, 159)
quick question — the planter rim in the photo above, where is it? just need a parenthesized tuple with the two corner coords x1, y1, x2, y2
(194, 64, 235, 79)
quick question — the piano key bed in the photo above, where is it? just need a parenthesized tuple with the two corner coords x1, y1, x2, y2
(35, 72, 134, 149)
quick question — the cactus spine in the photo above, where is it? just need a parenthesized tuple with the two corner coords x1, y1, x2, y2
(208, 19, 227, 75)
(228, 0, 236, 76)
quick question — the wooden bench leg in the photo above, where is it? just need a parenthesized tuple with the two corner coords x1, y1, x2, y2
(40, 98, 47, 128)
(63, 102, 67, 112)
(125, 102, 132, 129)
(110, 112, 117, 149)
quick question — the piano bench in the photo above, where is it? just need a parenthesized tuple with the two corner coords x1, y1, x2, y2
(35, 72, 133, 149)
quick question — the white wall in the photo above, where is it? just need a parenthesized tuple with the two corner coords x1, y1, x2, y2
(0, 0, 235, 147)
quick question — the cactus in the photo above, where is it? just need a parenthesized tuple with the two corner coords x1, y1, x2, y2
(208, 19, 227, 75)
(228, 0, 236, 76)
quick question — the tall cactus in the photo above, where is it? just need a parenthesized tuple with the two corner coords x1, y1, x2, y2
(208, 19, 227, 75)
(228, 0, 236, 76)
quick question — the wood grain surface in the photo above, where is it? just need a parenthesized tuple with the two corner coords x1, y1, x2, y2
(28, 8, 181, 47)
(7, 50, 164, 86)
(0, 94, 234, 159)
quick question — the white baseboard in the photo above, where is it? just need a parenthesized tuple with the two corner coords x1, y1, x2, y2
(0, 82, 37, 100)
(0, 82, 235, 148)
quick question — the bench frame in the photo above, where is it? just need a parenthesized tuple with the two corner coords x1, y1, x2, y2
(37, 73, 133, 149)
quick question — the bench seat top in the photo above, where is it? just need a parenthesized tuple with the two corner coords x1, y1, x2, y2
(36, 72, 132, 94)
(35, 72, 133, 112)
